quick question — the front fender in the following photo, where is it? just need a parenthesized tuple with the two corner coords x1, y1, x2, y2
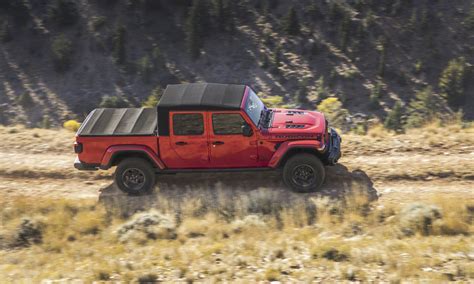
(100, 145, 166, 170)
(268, 140, 325, 168)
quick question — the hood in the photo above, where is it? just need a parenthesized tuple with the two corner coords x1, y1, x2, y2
(267, 108, 326, 135)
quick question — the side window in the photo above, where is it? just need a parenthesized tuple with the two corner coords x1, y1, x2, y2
(212, 114, 245, 135)
(173, 113, 204, 136)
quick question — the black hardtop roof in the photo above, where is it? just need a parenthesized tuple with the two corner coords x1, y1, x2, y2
(158, 83, 247, 111)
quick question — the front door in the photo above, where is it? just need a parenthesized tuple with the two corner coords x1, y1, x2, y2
(169, 111, 209, 168)
(209, 112, 259, 168)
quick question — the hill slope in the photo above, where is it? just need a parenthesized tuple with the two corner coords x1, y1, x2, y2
(0, 0, 473, 126)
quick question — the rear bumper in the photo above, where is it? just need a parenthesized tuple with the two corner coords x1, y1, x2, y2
(74, 157, 99, 171)
(323, 128, 342, 165)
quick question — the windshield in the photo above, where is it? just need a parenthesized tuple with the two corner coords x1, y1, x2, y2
(245, 88, 266, 126)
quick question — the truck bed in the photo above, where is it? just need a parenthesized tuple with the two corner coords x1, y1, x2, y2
(77, 108, 157, 137)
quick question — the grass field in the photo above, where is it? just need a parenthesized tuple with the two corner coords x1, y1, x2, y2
(0, 124, 473, 282)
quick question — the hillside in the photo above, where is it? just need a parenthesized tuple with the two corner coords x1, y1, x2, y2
(0, 0, 473, 127)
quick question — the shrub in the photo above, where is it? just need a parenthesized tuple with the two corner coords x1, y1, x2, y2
(384, 101, 403, 132)
(283, 6, 300, 35)
(48, 0, 78, 26)
(142, 86, 163, 107)
(41, 115, 51, 129)
(51, 35, 73, 72)
(464, 7, 474, 30)
(112, 25, 126, 65)
(17, 92, 34, 108)
(185, 0, 210, 59)
(317, 97, 350, 130)
(117, 211, 177, 243)
(13, 218, 44, 247)
(399, 203, 442, 236)
(0, 19, 12, 42)
(91, 16, 106, 31)
(405, 87, 448, 128)
(439, 57, 468, 109)
(137, 55, 154, 83)
(63, 120, 81, 132)
(261, 95, 283, 108)
(99, 95, 130, 108)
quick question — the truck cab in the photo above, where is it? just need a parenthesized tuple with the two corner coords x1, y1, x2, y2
(74, 83, 341, 195)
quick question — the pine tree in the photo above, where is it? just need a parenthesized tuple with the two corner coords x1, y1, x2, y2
(0, 20, 12, 42)
(186, 0, 210, 59)
(296, 79, 309, 106)
(273, 45, 282, 69)
(49, 0, 78, 26)
(51, 35, 73, 72)
(376, 37, 387, 78)
(439, 57, 467, 109)
(384, 101, 403, 131)
(112, 25, 126, 65)
(214, 0, 225, 31)
(284, 7, 300, 36)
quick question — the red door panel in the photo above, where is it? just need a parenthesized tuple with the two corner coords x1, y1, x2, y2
(166, 111, 210, 169)
(208, 112, 259, 168)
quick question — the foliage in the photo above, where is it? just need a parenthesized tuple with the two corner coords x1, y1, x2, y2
(369, 81, 382, 109)
(376, 36, 387, 78)
(186, 0, 210, 59)
(63, 120, 81, 131)
(384, 101, 404, 132)
(405, 87, 448, 129)
(464, 7, 474, 30)
(317, 97, 350, 129)
(439, 57, 468, 109)
(0, 19, 12, 42)
(41, 115, 51, 129)
(213, 0, 234, 33)
(112, 25, 126, 65)
(48, 0, 78, 26)
(296, 78, 309, 105)
(142, 86, 163, 107)
(51, 35, 73, 72)
(91, 16, 106, 31)
(283, 6, 300, 35)
(99, 95, 130, 108)
(17, 92, 34, 108)
(137, 55, 154, 83)
(261, 95, 283, 108)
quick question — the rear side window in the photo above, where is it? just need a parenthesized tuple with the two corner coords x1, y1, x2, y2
(212, 114, 245, 135)
(173, 113, 204, 135)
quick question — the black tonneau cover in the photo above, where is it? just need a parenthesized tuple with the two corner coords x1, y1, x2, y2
(77, 108, 157, 137)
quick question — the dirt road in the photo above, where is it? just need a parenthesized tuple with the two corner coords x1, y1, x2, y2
(0, 126, 472, 205)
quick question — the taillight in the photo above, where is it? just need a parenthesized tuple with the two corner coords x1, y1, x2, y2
(74, 142, 83, 154)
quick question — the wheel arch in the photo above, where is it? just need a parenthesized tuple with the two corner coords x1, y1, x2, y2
(277, 147, 324, 169)
(100, 145, 165, 170)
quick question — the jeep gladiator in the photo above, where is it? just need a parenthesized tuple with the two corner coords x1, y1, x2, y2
(74, 83, 341, 195)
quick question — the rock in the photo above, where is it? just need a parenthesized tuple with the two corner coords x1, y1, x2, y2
(399, 203, 442, 236)
(117, 211, 177, 242)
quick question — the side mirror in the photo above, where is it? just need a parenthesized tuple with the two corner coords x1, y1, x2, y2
(242, 123, 253, 137)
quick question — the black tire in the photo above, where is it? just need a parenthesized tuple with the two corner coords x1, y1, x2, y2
(115, 158, 156, 196)
(283, 154, 326, 193)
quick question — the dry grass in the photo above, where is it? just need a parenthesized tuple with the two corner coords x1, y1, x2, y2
(0, 190, 472, 282)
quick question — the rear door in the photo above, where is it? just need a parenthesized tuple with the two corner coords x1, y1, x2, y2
(168, 111, 209, 168)
(208, 112, 259, 168)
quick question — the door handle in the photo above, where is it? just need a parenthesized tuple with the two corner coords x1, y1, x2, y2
(212, 141, 225, 145)
(175, 141, 188, 146)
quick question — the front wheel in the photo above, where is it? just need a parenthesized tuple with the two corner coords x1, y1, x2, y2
(115, 158, 156, 195)
(283, 154, 326, 193)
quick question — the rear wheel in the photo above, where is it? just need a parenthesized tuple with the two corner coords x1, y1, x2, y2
(115, 158, 156, 195)
(283, 154, 325, 193)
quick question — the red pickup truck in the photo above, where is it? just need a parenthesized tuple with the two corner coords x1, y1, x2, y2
(74, 83, 341, 195)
